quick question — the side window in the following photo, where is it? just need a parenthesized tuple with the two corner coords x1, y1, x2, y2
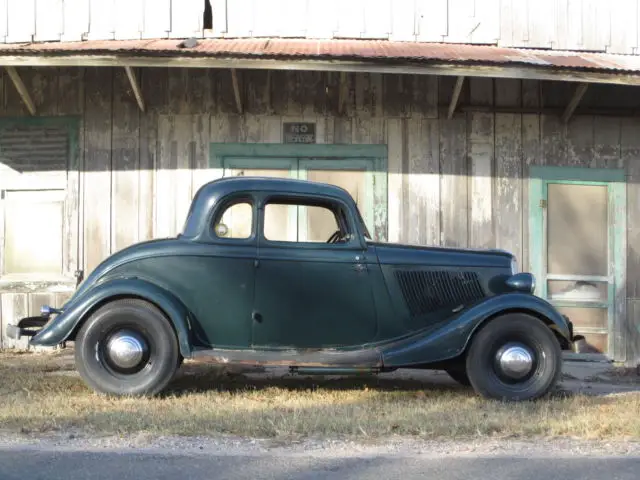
(214, 201, 253, 239)
(263, 199, 350, 244)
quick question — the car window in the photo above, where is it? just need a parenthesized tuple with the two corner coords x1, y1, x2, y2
(263, 199, 350, 244)
(214, 201, 253, 239)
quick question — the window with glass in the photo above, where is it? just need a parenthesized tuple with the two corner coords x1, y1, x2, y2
(213, 200, 253, 239)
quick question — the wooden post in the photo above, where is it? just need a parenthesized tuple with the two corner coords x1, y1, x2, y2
(561, 83, 589, 123)
(124, 66, 145, 112)
(447, 76, 465, 119)
(230, 69, 243, 114)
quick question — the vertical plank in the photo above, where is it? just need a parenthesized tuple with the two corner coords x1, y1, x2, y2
(521, 113, 541, 270)
(440, 114, 468, 247)
(609, 0, 637, 54)
(362, 0, 391, 39)
(24, 67, 59, 116)
(355, 73, 384, 118)
(566, 116, 594, 167)
(169, 0, 202, 38)
(141, 0, 170, 38)
(382, 74, 411, 118)
(6, 0, 35, 42)
(57, 67, 84, 115)
(494, 78, 522, 108)
(471, 0, 500, 44)
(407, 118, 440, 246)
(522, 80, 541, 109)
(335, 0, 365, 38)
(245, 70, 272, 115)
(526, 0, 555, 48)
(87, 0, 115, 40)
(1, 294, 28, 349)
(0, 0, 7, 41)
(469, 77, 494, 106)
(35, 0, 63, 41)
(541, 114, 567, 165)
(61, 0, 90, 41)
(387, 118, 404, 243)
(114, 0, 143, 39)
(389, 0, 416, 41)
(622, 118, 640, 302)
(190, 114, 212, 195)
(306, 0, 338, 38)
(468, 112, 494, 248)
(494, 113, 523, 261)
(352, 117, 385, 145)
(112, 68, 140, 252)
(83, 67, 113, 273)
(411, 75, 438, 119)
(225, 0, 254, 36)
(415, 0, 447, 42)
(593, 117, 622, 169)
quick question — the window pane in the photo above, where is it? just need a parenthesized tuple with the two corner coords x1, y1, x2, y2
(4, 190, 64, 274)
(548, 280, 608, 302)
(556, 306, 608, 330)
(307, 168, 367, 211)
(214, 202, 252, 239)
(265, 203, 340, 243)
(547, 183, 608, 276)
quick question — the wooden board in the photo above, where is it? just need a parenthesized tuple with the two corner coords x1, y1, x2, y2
(111, 68, 140, 251)
(83, 67, 113, 273)
(494, 113, 523, 260)
(468, 112, 494, 248)
(440, 114, 468, 247)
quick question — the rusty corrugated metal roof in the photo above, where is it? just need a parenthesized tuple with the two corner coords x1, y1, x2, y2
(1, 38, 640, 74)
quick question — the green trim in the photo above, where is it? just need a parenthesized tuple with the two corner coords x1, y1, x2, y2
(528, 165, 626, 356)
(210, 143, 387, 160)
(530, 165, 626, 183)
(209, 143, 388, 241)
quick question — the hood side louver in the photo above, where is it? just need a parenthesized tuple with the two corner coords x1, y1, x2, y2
(395, 270, 485, 317)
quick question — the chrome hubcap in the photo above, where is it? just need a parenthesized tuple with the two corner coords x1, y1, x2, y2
(105, 330, 148, 370)
(495, 343, 534, 380)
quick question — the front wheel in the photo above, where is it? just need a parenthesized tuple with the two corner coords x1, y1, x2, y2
(465, 313, 562, 401)
(74, 298, 179, 396)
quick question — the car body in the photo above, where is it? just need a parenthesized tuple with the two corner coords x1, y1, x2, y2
(8, 176, 577, 400)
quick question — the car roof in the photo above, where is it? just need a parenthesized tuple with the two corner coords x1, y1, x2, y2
(198, 175, 351, 199)
(181, 176, 356, 239)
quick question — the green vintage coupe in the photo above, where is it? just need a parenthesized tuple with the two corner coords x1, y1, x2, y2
(8, 176, 578, 401)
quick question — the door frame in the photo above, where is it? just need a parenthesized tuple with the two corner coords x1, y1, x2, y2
(209, 143, 388, 241)
(528, 165, 626, 359)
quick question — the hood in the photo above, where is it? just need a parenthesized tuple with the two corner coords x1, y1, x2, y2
(371, 241, 515, 269)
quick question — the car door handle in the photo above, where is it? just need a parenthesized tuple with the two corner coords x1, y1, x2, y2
(353, 263, 366, 272)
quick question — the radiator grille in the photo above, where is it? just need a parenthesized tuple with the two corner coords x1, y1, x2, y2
(395, 270, 485, 316)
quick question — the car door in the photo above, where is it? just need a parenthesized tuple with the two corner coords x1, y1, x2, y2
(252, 193, 378, 349)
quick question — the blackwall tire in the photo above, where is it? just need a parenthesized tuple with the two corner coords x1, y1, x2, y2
(465, 313, 562, 402)
(74, 298, 179, 397)
(445, 366, 471, 386)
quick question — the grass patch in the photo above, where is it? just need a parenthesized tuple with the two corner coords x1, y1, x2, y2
(1, 350, 639, 440)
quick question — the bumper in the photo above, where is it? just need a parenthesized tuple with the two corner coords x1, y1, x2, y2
(5, 315, 52, 341)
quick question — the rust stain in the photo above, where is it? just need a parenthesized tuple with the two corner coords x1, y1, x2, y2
(0, 38, 639, 74)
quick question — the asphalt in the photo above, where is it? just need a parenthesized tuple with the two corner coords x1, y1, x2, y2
(0, 448, 638, 480)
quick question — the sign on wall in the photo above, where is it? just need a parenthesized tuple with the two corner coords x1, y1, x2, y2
(283, 122, 316, 144)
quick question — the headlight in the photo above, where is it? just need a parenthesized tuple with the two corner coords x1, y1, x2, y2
(510, 257, 519, 274)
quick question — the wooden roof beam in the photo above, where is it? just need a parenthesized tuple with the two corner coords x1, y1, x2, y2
(5, 66, 36, 115)
(447, 76, 465, 119)
(124, 66, 145, 112)
(561, 82, 589, 123)
(230, 68, 243, 114)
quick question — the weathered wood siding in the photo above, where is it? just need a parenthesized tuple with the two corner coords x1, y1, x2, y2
(0, 67, 638, 363)
(1, 1, 639, 55)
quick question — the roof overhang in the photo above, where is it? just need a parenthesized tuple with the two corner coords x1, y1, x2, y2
(1, 38, 640, 85)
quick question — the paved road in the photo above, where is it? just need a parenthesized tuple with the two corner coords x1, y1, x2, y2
(0, 448, 638, 480)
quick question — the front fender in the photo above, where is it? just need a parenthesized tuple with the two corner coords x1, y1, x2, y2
(29, 278, 193, 357)
(381, 293, 571, 368)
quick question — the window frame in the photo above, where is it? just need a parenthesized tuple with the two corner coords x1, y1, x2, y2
(211, 194, 257, 243)
(259, 193, 361, 250)
(0, 116, 80, 293)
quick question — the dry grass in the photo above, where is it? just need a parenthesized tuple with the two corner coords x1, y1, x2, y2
(1, 350, 639, 440)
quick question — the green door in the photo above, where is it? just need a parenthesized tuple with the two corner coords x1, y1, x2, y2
(529, 167, 625, 356)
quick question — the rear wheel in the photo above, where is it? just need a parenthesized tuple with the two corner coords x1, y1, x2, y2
(74, 298, 179, 396)
(465, 313, 562, 401)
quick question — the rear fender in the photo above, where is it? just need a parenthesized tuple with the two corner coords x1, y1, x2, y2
(381, 292, 572, 368)
(29, 278, 193, 357)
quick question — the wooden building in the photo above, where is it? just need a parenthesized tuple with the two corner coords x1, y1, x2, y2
(0, 0, 639, 366)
